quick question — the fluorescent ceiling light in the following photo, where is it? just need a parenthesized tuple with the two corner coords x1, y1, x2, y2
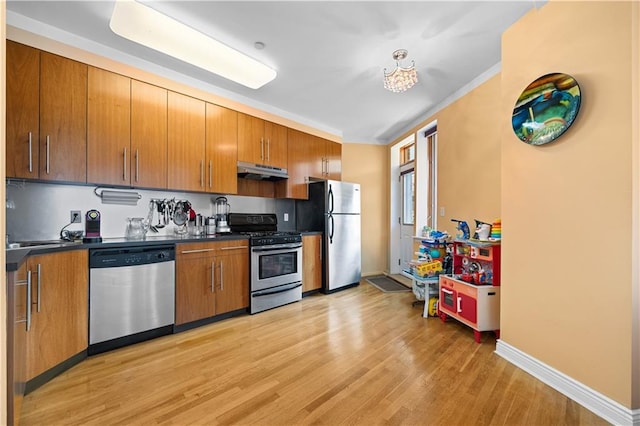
(109, 0, 277, 89)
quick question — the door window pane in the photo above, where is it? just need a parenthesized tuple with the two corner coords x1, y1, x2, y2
(402, 170, 415, 225)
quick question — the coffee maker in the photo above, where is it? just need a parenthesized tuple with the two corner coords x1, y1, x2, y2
(214, 197, 231, 233)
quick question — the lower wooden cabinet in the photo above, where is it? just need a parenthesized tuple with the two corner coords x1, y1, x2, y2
(176, 240, 249, 325)
(302, 234, 322, 293)
(25, 250, 88, 381)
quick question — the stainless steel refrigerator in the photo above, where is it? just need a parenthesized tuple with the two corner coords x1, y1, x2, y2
(296, 180, 362, 292)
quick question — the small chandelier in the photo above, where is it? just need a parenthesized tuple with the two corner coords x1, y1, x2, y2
(383, 49, 418, 93)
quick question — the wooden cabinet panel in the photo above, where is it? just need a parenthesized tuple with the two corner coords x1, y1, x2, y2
(168, 91, 206, 192)
(215, 248, 249, 314)
(6, 41, 40, 179)
(26, 250, 88, 380)
(206, 103, 238, 194)
(175, 249, 216, 325)
(325, 140, 342, 180)
(87, 67, 131, 185)
(238, 113, 287, 168)
(264, 121, 288, 169)
(237, 113, 265, 165)
(39, 52, 87, 182)
(131, 80, 168, 189)
(307, 135, 326, 180)
(276, 128, 309, 200)
(302, 234, 322, 292)
(176, 240, 248, 324)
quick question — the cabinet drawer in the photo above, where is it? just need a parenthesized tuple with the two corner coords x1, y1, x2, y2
(177, 240, 248, 258)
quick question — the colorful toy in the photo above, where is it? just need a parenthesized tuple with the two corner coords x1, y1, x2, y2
(451, 219, 470, 239)
(490, 219, 502, 239)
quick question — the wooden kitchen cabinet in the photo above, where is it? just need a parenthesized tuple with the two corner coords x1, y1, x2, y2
(131, 80, 168, 189)
(168, 91, 206, 192)
(237, 113, 287, 169)
(6, 41, 40, 179)
(205, 103, 238, 194)
(7, 42, 87, 182)
(87, 67, 131, 185)
(176, 240, 249, 325)
(302, 234, 322, 293)
(309, 135, 341, 181)
(8, 263, 29, 425)
(25, 250, 88, 381)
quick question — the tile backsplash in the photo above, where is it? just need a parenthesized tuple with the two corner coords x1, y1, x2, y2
(5, 180, 295, 242)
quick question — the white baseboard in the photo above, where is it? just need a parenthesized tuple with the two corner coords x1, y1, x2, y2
(495, 340, 639, 426)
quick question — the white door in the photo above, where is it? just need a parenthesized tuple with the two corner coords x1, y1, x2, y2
(399, 163, 415, 273)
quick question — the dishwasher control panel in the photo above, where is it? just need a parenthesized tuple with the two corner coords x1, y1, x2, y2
(89, 245, 175, 268)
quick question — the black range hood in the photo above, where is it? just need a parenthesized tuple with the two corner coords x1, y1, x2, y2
(237, 161, 288, 181)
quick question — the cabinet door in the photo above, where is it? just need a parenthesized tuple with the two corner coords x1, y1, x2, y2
(458, 293, 477, 324)
(307, 135, 326, 180)
(275, 128, 309, 200)
(237, 113, 265, 165)
(325, 140, 342, 181)
(168, 91, 206, 192)
(131, 80, 168, 189)
(26, 250, 88, 381)
(175, 252, 216, 325)
(264, 121, 288, 169)
(6, 41, 40, 179)
(39, 52, 87, 183)
(87, 67, 131, 185)
(302, 234, 322, 292)
(206, 103, 238, 194)
(215, 249, 249, 314)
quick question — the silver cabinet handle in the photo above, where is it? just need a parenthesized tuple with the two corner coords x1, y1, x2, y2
(266, 139, 270, 162)
(260, 138, 264, 161)
(209, 160, 212, 189)
(200, 160, 204, 188)
(219, 246, 247, 251)
(36, 263, 41, 313)
(28, 132, 33, 173)
(15, 270, 32, 331)
(135, 149, 139, 183)
(180, 248, 214, 254)
(123, 147, 127, 181)
(211, 261, 215, 293)
(46, 136, 50, 174)
(219, 260, 224, 291)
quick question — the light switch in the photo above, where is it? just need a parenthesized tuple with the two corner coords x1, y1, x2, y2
(284, 213, 289, 222)
(440, 207, 445, 217)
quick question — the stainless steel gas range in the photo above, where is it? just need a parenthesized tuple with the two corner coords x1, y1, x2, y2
(229, 213, 302, 314)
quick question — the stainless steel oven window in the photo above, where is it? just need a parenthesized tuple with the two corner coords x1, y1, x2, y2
(259, 251, 297, 279)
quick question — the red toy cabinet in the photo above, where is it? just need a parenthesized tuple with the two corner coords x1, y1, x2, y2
(439, 240, 501, 343)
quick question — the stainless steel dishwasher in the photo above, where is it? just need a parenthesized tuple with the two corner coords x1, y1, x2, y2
(88, 245, 175, 355)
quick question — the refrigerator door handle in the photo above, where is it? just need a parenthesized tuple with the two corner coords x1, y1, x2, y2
(329, 214, 335, 244)
(328, 184, 334, 214)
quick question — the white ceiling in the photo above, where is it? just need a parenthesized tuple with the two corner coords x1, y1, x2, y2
(6, 1, 541, 145)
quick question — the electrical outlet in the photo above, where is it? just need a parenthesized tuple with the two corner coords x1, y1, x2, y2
(284, 213, 289, 222)
(70, 210, 81, 223)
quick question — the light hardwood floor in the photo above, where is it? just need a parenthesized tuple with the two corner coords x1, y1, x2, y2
(20, 281, 608, 425)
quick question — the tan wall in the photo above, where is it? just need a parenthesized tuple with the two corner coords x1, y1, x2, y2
(342, 143, 389, 276)
(501, 1, 635, 408)
(437, 74, 502, 237)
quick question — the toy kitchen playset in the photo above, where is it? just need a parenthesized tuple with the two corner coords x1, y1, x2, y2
(407, 218, 502, 344)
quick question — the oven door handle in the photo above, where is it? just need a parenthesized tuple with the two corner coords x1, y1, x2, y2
(252, 282, 302, 297)
(252, 243, 302, 252)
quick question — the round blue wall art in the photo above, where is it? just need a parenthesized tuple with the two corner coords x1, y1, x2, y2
(512, 73, 581, 146)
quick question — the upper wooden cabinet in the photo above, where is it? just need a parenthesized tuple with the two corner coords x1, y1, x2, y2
(87, 67, 131, 186)
(205, 103, 238, 194)
(7, 41, 40, 179)
(309, 135, 342, 181)
(168, 91, 206, 192)
(131, 80, 168, 189)
(7, 41, 87, 182)
(237, 113, 287, 169)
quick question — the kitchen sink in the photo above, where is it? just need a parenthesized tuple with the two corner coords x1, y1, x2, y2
(7, 240, 82, 250)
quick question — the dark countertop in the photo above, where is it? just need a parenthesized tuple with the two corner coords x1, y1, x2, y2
(5, 234, 249, 272)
